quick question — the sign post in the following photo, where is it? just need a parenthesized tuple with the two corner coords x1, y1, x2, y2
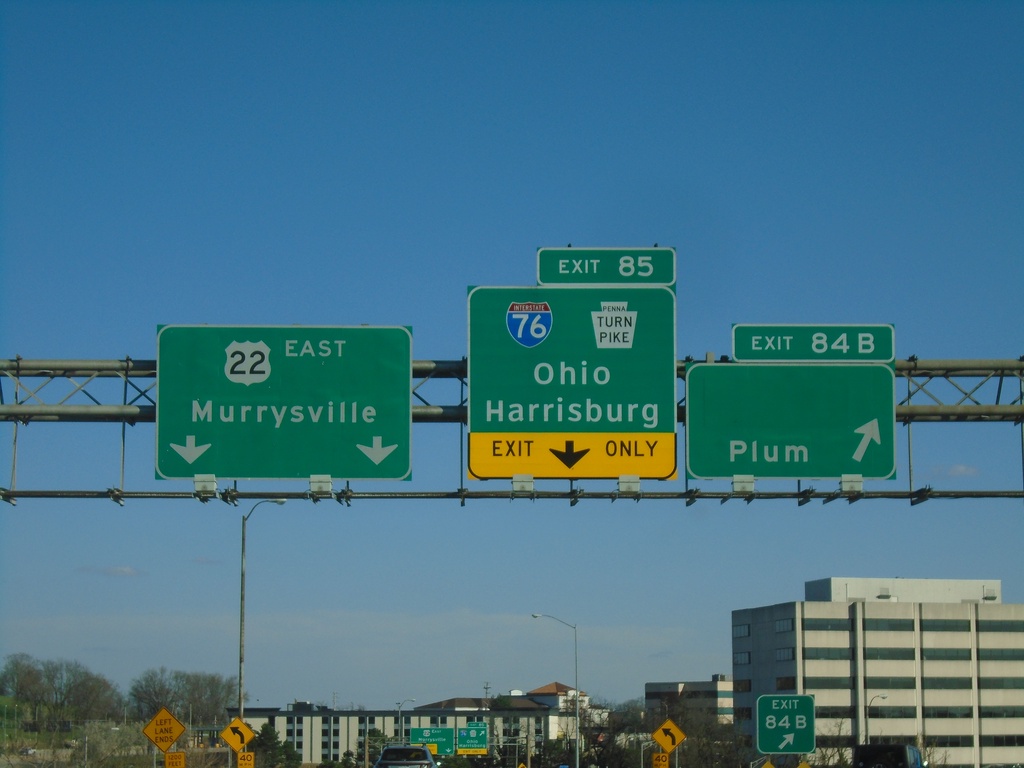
(756, 694, 815, 754)
(156, 325, 412, 480)
(685, 362, 896, 480)
(468, 285, 677, 479)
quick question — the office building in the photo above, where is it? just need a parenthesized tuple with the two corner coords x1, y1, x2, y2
(644, 675, 735, 723)
(731, 578, 1024, 768)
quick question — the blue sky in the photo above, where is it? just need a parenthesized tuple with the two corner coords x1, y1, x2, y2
(1, 1, 1022, 711)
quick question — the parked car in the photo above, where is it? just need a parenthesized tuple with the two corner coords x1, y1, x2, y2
(373, 745, 440, 768)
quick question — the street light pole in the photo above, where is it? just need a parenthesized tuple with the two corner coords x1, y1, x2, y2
(239, 499, 286, 721)
(865, 693, 888, 743)
(532, 614, 579, 768)
(396, 699, 415, 742)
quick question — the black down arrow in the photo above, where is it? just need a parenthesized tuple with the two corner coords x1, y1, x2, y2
(550, 440, 590, 468)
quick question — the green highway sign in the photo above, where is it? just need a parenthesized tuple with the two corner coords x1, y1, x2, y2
(411, 728, 455, 756)
(156, 325, 411, 480)
(457, 722, 488, 755)
(537, 247, 676, 286)
(757, 694, 815, 754)
(732, 324, 895, 363)
(468, 285, 677, 479)
(685, 363, 896, 480)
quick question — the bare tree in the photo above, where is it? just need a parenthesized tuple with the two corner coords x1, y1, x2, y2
(128, 667, 235, 724)
(811, 718, 851, 768)
(128, 667, 178, 720)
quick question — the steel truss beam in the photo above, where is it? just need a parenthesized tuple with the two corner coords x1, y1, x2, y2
(2, 356, 1022, 504)
(2, 357, 1023, 423)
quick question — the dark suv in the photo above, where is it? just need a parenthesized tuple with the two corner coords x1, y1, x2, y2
(853, 745, 926, 768)
(373, 746, 440, 768)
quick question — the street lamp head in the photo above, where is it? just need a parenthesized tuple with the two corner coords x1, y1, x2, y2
(532, 613, 542, 618)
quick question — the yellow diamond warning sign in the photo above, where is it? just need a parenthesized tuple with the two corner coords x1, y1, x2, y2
(143, 707, 186, 752)
(221, 717, 256, 753)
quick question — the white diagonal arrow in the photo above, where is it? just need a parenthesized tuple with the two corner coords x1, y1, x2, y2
(778, 733, 795, 750)
(170, 435, 212, 464)
(356, 436, 398, 465)
(852, 418, 881, 462)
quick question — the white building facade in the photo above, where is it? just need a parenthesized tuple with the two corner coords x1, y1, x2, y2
(731, 578, 1024, 768)
(237, 683, 598, 767)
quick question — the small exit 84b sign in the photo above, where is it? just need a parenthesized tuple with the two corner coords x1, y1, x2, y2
(756, 694, 815, 754)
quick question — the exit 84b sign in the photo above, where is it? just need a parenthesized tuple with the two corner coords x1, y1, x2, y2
(756, 694, 815, 754)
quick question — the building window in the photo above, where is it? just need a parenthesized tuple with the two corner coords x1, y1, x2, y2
(923, 706, 973, 718)
(775, 618, 794, 632)
(931, 736, 974, 748)
(872, 706, 916, 718)
(818, 736, 850, 748)
(981, 735, 1024, 747)
(775, 647, 795, 661)
(733, 651, 751, 665)
(920, 619, 971, 632)
(733, 623, 751, 638)
(922, 677, 972, 689)
(977, 619, 1024, 632)
(980, 706, 1024, 717)
(863, 618, 914, 631)
(804, 677, 852, 689)
(734, 679, 752, 692)
(817, 706, 855, 719)
(978, 648, 1024, 661)
(865, 676, 916, 689)
(864, 647, 915, 660)
(776, 676, 796, 691)
(735, 707, 752, 721)
(803, 617, 851, 631)
(804, 647, 851, 660)
(922, 648, 971, 660)
(979, 677, 1024, 689)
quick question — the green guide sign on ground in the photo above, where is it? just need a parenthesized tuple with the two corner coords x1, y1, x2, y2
(156, 325, 411, 480)
(756, 695, 815, 754)
(457, 722, 488, 755)
(410, 728, 455, 755)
